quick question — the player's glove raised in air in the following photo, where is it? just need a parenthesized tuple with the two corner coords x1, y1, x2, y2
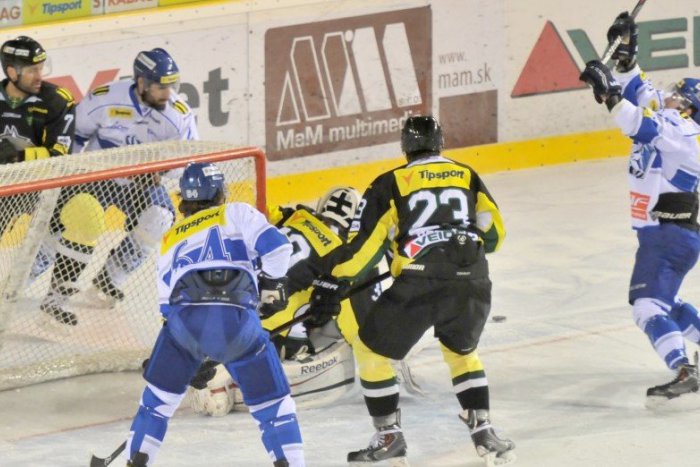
(258, 273, 289, 319)
(607, 11, 638, 70)
(0, 139, 21, 164)
(307, 275, 350, 328)
(579, 60, 622, 111)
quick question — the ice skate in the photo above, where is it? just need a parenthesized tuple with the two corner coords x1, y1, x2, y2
(460, 409, 516, 467)
(646, 354, 699, 409)
(83, 269, 124, 308)
(347, 410, 408, 466)
(127, 452, 149, 467)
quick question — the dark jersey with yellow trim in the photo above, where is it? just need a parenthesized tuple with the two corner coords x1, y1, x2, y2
(327, 155, 505, 279)
(271, 206, 344, 295)
(0, 79, 75, 161)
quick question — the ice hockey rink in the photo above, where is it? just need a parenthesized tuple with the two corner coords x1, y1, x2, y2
(2, 156, 700, 467)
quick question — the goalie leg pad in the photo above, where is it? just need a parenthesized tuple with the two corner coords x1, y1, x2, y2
(633, 298, 688, 369)
(127, 383, 186, 466)
(225, 339, 290, 406)
(248, 394, 304, 466)
(59, 193, 105, 247)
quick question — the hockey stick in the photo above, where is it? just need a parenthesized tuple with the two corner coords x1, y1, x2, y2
(600, 0, 648, 64)
(267, 270, 392, 337)
(90, 271, 391, 465)
(89, 441, 126, 467)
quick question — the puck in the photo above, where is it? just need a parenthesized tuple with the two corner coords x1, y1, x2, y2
(491, 315, 507, 323)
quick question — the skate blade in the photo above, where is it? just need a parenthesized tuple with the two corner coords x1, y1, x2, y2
(77, 286, 118, 309)
(348, 457, 409, 467)
(482, 450, 516, 467)
(646, 391, 700, 412)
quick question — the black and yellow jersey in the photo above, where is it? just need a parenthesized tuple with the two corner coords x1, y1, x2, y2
(0, 79, 75, 160)
(326, 155, 505, 279)
(269, 205, 344, 295)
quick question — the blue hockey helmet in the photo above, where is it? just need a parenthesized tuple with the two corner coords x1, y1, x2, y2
(179, 162, 225, 201)
(671, 78, 700, 124)
(133, 48, 180, 89)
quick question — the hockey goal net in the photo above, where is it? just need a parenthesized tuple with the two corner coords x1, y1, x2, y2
(0, 141, 266, 390)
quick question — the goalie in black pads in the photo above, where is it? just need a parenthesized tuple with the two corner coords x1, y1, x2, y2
(309, 116, 515, 466)
(580, 11, 700, 407)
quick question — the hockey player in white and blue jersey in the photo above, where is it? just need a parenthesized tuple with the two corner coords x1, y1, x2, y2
(125, 162, 304, 467)
(35, 48, 199, 327)
(580, 12, 700, 404)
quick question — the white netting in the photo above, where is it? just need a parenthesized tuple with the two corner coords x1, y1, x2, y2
(0, 141, 265, 390)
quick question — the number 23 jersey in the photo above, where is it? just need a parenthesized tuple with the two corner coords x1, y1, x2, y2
(329, 155, 505, 279)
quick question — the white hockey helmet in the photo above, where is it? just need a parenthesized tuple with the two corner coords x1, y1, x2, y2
(316, 186, 361, 230)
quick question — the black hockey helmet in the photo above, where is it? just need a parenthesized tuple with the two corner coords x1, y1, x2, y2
(1, 36, 47, 76)
(401, 115, 443, 160)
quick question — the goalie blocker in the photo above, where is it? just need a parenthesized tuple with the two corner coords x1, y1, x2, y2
(188, 340, 355, 415)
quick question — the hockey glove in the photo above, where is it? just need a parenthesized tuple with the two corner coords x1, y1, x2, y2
(579, 60, 622, 111)
(189, 360, 220, 390)
(607, 11, 638, 69)
(258, 274, 289, 319)
(0, 139, 20, 164)
(307, 275, 349, 328)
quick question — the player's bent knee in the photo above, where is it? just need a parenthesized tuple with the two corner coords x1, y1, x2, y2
(632, 297, 671, 330)
(353, 336, 395, 383)
(225, 341, 290, 406)
(441, 344, 484, 379)
(142, 383, 185, 418)
(60, 193, 105, 247)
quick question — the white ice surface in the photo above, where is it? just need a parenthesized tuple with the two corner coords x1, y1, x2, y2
(2, 157, 700, 467)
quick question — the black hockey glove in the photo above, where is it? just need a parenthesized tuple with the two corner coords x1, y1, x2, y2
(0, 139, 20, 164)
(607, 11, 638, 69)
(258, 274, 289, 319)
(189, 360, 220, 390)
(579, 60, 622, 111)
(307, 275, 349, 328)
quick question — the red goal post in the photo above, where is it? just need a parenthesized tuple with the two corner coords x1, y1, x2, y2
(0, 141, 266, 390)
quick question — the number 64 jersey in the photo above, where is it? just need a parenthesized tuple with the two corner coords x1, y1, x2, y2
(327, 155, 505, 279)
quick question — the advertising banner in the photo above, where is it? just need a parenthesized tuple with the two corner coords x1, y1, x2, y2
(22, 0, 91, 24)
(262, 6, 431, 161)
(0, 0, 23, 26)
(99, 0, 157, 14)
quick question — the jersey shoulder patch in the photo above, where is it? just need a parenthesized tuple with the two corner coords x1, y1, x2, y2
(172, 100, 189, 115)
(91, 85, 110, 96)
(38, 82, 75, 110)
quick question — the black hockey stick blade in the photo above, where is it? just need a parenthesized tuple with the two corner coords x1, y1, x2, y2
(90, 440, 126, 467)
(267, 270, 392, 337)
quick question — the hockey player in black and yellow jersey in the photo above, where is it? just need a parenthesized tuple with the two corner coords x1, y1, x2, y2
(0, 36, 74, 163)
(309, 116, 515, 466)
(0, 36, 75, 259)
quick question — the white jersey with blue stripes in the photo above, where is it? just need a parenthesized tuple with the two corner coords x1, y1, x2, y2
(157, 202, 292, 316)
(74, 79, 199, 152)
(612, 65, 700, 229)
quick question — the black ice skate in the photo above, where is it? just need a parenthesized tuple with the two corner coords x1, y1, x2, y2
(40, 302, 78, 327)
(127, 452, 149, 467)
(460, 409, 516, 467)
(347, 410, 408, 466)
(92, 269, 125, 303)
(646, 357, 699, 400)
